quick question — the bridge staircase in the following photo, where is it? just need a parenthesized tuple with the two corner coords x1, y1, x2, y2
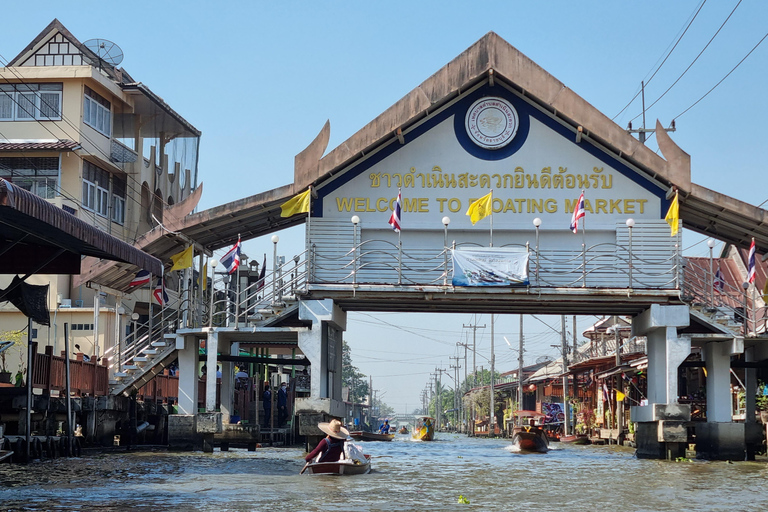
(680, 257, 767, 338)
(107, 250, 311, 396)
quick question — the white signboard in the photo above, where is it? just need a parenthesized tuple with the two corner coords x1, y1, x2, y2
(318, 89, 665, 233)
(452, 247, 529, 287)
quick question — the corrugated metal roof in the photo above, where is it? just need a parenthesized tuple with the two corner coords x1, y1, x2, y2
(0, 178, 161, 275)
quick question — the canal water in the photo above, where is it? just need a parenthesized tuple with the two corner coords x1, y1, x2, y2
(1, 433, 767, 511)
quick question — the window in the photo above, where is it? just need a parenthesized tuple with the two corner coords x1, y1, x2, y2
(82, 161, 109, 217)
(112, 174, 126, 224)
(0, 83, 62, 120)
(0, 157, 59, 199)
(83, 86, 111, 137)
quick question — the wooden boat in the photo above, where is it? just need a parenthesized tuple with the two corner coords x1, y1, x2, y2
(305, 454, 371, 475)
(412, 417, 435, 441)
(398, 426, 408, 435)
(348, 431, 394, 442)
(560, 434, 591, 445)
(510, 411, 549, 453)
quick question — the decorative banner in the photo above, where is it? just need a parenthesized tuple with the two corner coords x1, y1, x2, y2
(451, 247, 529, 286)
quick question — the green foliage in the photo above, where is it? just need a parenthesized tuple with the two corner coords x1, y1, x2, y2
(457, 495, 470, 504)
(0, 329, 25, 373)
(342, 340, 369, 404)
(675, 457, 691, 463)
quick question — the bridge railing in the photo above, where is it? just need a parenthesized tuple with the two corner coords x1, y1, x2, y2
(681, 257, 767, 336)
(309, 237, 681, 290)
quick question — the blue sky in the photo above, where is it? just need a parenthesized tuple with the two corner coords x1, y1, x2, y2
(2, 1, 766, 412)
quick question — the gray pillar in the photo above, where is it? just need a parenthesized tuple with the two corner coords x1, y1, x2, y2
(220, 341, 236, 423)
(298, 299, 347, 400)
(744, 344, 756, 423)
(704, 340, 736, 423)
(176, 334, 199, 415)
(205, 330, 219, 412)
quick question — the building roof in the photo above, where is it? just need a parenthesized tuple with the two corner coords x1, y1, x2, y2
(0, 178, 161, 275)
(0, 139, 80, 152)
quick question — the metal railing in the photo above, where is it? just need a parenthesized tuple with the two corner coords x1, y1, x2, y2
(681, 257, 768, 336)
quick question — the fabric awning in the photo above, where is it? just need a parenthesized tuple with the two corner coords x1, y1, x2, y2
(0, 178, 161, 275)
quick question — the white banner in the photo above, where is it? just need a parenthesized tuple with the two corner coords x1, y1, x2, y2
(451, 247, 529, 286)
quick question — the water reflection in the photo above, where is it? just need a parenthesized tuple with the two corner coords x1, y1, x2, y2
(1, 433, 767, 511)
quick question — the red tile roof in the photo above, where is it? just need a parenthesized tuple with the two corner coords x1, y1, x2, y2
(0, 140, 79, 152)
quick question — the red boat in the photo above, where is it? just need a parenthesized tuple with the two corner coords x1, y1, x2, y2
(560, 434, 590, 445)
(510, 411, 549, 453)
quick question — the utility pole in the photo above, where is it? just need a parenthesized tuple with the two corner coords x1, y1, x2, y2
(369, 376, 373, 429)
(561, 315, 570, 436)
(490, 314, 496, 436)
(463, 319, 485, 388)
(626, 81, 676, 145)
(463, 318, 485, 434)
(450, 356, 461, 430)
(518, 314, 524, 425)
(435, 368, 445, 430)
(457, 342, 469, 432)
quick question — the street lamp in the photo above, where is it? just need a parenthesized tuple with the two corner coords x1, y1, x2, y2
(533, 218, 542, 285)
(116, 307, 125, 372)
(131, 312, 140, 361)
(707, 239, 716, 307)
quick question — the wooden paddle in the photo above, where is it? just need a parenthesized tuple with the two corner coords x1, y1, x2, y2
(300, 461, 310, 474)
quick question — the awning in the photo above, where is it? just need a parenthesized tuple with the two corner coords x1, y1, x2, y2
(0, 178, 161, 276)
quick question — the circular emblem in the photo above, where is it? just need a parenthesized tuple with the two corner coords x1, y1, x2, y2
(464, 97, 519, 149)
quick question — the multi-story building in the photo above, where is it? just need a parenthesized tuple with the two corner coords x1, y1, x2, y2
(0, 19, 200, 372)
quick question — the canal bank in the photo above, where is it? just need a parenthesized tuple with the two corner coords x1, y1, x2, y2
(2, 433, 767, 511)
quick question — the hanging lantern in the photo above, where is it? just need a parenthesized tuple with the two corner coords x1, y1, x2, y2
(528, 384, 537, 391)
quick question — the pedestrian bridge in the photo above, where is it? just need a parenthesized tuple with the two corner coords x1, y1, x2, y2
(90, 32, 768, 459)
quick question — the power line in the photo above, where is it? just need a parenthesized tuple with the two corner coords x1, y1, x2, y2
(673, 30, 768, 121)
(629, 0, 744, 124)
(613, 0, 708, 121)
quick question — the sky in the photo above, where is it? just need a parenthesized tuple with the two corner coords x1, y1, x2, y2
(2, 1, 767, 413)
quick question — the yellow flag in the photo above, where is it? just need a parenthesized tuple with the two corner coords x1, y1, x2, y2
(664, 191, 679, 236)
(466, 191, 493, 225)
(169, 245, 193, 271)
(763, 278, 768, 302)
(616, 390, 625, 401)
(280, 189, 311, 218)
(200, 260, 208, 291)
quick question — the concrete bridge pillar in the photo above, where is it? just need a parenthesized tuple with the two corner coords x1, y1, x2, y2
(695, 336, 761, 460)
(296, 299, 348, 441)
(630, 304, 691, 459)
(169, 333, 201, 449)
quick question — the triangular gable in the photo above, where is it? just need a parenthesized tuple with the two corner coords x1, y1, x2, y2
(297, 32, 690, 198)
(8, 19, 115, 78)
(314, 81, 671, 231)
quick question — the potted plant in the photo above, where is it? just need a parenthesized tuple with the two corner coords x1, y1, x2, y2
(0, 329, 24, 384)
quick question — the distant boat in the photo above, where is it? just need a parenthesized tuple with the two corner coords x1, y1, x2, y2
(348, 431, 395, 442)
(412, 417, 435, 441)
(510, 411, 549, 453)
(398, 426, 408, 435)
(560, 434, 590, 445)
(304, 454, 372, 475)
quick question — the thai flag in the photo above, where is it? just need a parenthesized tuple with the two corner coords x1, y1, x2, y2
(602, 381, 610, 402)
(153, 278, 169, 306)
(221, 237, 241, 275)
(129, 269, 151, 287)
(748, 238, 756, 284)
(388, 188, 402, 233)
(570, 190, 585, 233)
(714, 269, 725, 291)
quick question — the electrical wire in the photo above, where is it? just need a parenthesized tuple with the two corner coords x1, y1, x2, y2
(672, 30, 768, 121)
(612, 0, 707, 121)
(629, 0, 743, 124)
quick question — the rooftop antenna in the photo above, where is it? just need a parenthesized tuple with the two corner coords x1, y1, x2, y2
(83, 38, 124, 70)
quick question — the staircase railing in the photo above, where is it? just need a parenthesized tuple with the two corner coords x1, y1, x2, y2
(681, 257, 767, 336)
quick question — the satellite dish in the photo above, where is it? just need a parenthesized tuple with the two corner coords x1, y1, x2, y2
(84, 39, 124, 66)
(536, 356, 553, 364)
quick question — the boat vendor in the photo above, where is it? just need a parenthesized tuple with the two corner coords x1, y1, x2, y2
(378, 419, 390, 434)
(305, 419, 350, 463)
